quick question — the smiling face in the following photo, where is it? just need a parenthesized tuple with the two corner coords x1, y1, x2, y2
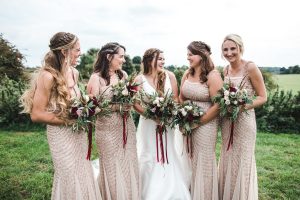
(152, 53, 165, 72)
(70, 40, 81, 66)
(187, 49, 202, 68)
(222, 40, 241, 63)
(109, 47, 126, 71)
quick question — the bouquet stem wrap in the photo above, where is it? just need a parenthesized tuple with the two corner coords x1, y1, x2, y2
(156, 124, 169, 164)
(86, 123, 93, 160)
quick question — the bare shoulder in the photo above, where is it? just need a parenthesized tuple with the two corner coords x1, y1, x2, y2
(121, 70, 128, 78)
(39, 70, 54, 82)
(134, 74, 143, 83)
(246, 61, 259, 73)
(208, 69, 221, 76)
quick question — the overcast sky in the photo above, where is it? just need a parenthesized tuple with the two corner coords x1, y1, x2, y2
(1, 0, 299, 68)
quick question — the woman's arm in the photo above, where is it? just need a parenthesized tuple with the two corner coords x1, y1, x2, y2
(245, 63, 267, 110)
(199, 70, 223, 125)
(30, 71, 65, 125)
(133, 74, 145, 115)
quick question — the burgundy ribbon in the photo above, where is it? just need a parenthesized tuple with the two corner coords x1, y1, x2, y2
(227, 121, 234, 151)
(122, 112, 128, 148)
(86, 123, 93, 160)
(186, 135, 193, 158)
(156, 124, 169, 164)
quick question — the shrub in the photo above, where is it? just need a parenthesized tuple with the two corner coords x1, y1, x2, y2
(256, 90, 300, 133)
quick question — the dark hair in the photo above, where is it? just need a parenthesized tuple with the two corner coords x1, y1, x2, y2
(93, 42, 125, 85)
(187, 41, 214, 83)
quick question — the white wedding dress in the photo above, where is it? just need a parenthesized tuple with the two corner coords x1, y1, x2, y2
(136, 73, 191, 200)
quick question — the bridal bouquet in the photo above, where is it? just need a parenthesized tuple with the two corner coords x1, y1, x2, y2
(111, 73, 141, 148)
(172, 101, 205, 157)
(213, 76, 254, 150)
(172, 101, 205, 136)
(141, 90, 177, 164)
(69, 86, 110, 159)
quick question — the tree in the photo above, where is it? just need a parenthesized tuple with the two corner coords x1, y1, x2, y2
(122, 55, 136, 75)
(76, 48, 99, 80)
(0, 34, 26, 81)
(132, 56, 141, 64)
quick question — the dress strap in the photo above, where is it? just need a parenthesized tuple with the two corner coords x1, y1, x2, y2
(69, 68, 78, 97)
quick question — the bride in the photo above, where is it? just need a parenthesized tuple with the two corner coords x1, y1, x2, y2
(134, 48, 191, 200)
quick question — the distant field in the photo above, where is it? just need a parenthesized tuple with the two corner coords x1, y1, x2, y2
(274, 74, 300, 94)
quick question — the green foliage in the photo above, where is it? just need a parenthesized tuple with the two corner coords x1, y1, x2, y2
(0, 75, 30, 127)
(122, 55, 136, 75)
(280, 65, 300, 74)
(256, 90, 300, 133)
(132, 56, 141, 64)
(260, 69, 278, 91)
(76, 48, 99, 79)
(0, 34, 26, 81)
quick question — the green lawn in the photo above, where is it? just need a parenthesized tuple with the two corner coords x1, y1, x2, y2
(275, 74, 300, 94)
(0, 130, 299, 199)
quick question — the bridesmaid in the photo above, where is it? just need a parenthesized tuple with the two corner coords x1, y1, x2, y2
(218, 34, 267, 200)
(20, 32, 101, 200)
(87, 42, 139, 200)
(179, 41, 223, 200)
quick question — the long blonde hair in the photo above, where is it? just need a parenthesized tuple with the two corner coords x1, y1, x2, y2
(20, 32, 78, 121)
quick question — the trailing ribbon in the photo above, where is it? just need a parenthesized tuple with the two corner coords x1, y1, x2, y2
(156, 124, 169, 164)
(122, 112, 128, 148)
(227, 121, 234, 151)
(86, 122, 93, 160)
(186, 135, 193, 158)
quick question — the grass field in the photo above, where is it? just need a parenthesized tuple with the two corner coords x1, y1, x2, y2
(274, 74, 300, 94)
(0, 130, 299, 199)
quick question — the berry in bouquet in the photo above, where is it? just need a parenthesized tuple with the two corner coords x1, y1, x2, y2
(69, 84, 111, 159)
(140, 89, 177, 164)
(110, 73, 141, 148)
(172, 101, 205, 157)
(213, 76, 254, 150)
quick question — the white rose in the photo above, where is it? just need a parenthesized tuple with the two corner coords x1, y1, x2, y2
(84, 95, 90, 102)
(233, 100, 238, 105)
(159, 97, 164, 102)
(180, 108, 187, 116)
(121, 88, 129, 96)
(225, 100, 231, 105)
(224, 96, 229, 101)
(185, 105, 193, 111)
(224, 90, 230, 96)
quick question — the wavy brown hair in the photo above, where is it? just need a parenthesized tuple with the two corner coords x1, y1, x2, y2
(20, 32, 78, 122)
(93, 42, 125, 85)
(142, 48, 166, 95)
(188, 41, 214, 83)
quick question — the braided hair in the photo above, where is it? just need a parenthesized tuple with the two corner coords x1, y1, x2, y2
(187, 41, 214, 83)
(93, 42, 125, 85)
(21, 32, 78, 122)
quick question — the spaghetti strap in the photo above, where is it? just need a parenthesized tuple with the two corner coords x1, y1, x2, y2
(70, 68, 78, 97)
